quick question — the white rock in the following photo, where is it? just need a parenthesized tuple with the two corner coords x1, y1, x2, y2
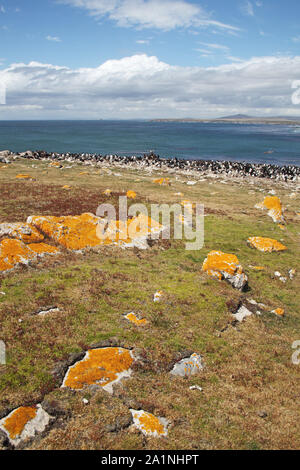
(233, 305, 253, 322)
(170, 353, 203, 377)
(0, 404, 52, 447)
(189, 385, 203, 391)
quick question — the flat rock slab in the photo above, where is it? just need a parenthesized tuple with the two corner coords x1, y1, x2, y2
(124, 312, 148, 326)
(0, 404, 52, 447)
(61, 347, 134, 394)
(247, 237, 287, 253)
(170, 353, 203, 377)
(130, 409, 169, 437)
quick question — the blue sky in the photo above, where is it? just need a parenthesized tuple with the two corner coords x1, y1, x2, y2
(0, 0, 300, 119)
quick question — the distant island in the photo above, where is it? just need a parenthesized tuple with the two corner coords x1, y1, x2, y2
(151, 114, 300, 125)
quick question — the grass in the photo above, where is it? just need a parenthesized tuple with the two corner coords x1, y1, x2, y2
(0, 158, 299, 450)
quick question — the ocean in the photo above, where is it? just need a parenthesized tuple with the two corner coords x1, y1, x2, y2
(0, 120, 300, 167)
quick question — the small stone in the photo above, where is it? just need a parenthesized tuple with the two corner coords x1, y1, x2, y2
(82, 398, 89, 405)
(289, 269, 296, 280)
(130, 409, 169, 437)
(170, 353, 203, 377)
(189, 385, 203, 392)
(272, 308, 285, 317)
(258, 411, 268, 419)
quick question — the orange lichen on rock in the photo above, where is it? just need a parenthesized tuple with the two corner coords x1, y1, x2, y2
(62, 185, 71, 190)
(202, 250, 247, 290)
(0, 222, 44, 243)
(2, 406, 37, 440)
(249, 265, 266, 271)
(126, 190, 137, 199)
(27, 243, 59, 255)
(28, 213, 103, 251)
(62, 347, 134, 392)
(272, 308, 285, 317)
(50, 161, 61, 167)
(0, 238, 36, 272)
(130, 410, 169, 437)
(153, 178, 170, 186)
(247, 236, 287, 253)
(28, 212, 163, 251)
(125, 312, 148, 326)
(0, 238, 59, 273)
(15, 174, 32, 179)
(255, 196, 284, 224)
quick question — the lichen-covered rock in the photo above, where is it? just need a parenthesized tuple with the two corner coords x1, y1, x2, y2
(170, 353, 203, 377)
(0, 405, 52, 447)
(15, 174, 32, 179)
(28, 213, 102, 251)
(272, 308, 285, 317)
(202, 250, 248, 290)
(153, 178, 170, 185)
(247, 237, 287, 253)
(62, 347, 134, 393)
(153, 290, 163, 302)
(0, 222, 44, 243)
(124, 312, 148, 326)
(28, 213, 164, 251)
(126, 190, 136, 199)
(130, 409, 169, 437)
(255, 196, 285, 224)
(0, 238, 59, 272)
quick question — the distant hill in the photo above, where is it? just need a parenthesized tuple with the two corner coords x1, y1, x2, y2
(218, 114, 252, 119)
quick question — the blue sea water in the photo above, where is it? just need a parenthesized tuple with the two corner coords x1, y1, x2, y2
(0, 120, 299, 167)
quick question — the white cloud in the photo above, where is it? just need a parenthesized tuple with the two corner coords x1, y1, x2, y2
(46, 35, 62, 42)
(242, 1, 254, 17)
(1, 54, 300, 119)
(199, 42, 230, 52)
(136, 39, 150, 44)
(0, 5, 5, 13)
(60, 0, 240, 32)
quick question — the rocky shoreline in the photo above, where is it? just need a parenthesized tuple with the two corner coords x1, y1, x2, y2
(1, 149, 299, 181)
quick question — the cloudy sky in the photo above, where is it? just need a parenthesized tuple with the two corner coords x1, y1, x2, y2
(0, 0, 300, 119)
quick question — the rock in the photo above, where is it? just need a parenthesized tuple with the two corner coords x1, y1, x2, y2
(123, 312, 148, 326)
(153, 291, 163, 302)
(129, 409, 169, 437)
(0, 238, 59, 273)
(170, 353, 203, 377)
(0, 222, 44, 243)
(34, 306, 60, 317)
(126, 190, 136, 199)
(202, 250, 248, 290)
(258, 411, 268, 419)
(232, 305, 253, 322)
(289, 269, 296, 280)
(0, 150, 11, 157)
(189, 385, 203, 391)
(61, 347, 135, 394)
(255, 196, 285, 224)
(28, 212, 163, 251)
(272, 308, 285, 317)
(247, 237, 287, 253)
(0, 404, 53, 447)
